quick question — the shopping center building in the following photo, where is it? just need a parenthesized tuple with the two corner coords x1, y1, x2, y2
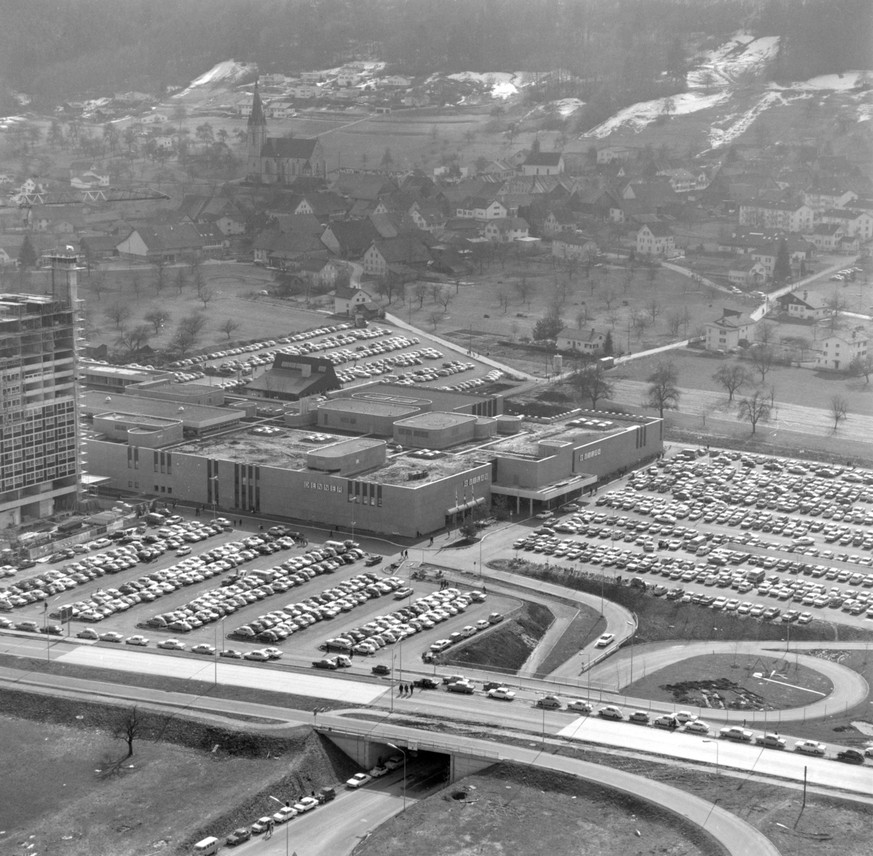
(84, 383, 663, 537)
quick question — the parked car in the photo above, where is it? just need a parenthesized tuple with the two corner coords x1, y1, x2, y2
(720, 726, 753, 742)
(628, 710, 650, 724)
(794, 740, 826, 756)
(567, 699, 593, 714)
(684, 720, 710, 735)
(486, 687, 516, 701)
(755, 733, 786, 750)
(597, 705, 623, 720)
(158, 639, 186, 650)
(191, 643, 216, 655)
(371, 664, 390, 675)
(653, 714, 679, 730)
(535, 695, 562, 710)
(125, 635, 150, 646)
(346, 772, 372, 789)
(413, 677, 439, 689)
(225, 828, 252, 846)
(836, 748, 865, 764)
(595, 632, 615, 648)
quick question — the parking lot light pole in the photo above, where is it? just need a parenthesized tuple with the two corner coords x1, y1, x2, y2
(267, 795, 289, 856)
(386, 743, 407, 810)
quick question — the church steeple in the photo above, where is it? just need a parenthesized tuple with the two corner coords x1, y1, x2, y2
(246, 81, 267, 181)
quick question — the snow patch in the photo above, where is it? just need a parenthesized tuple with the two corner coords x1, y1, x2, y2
(179, 60, 258, 95)
(688, 33, 780, 90)
(586, 91, 728, 138)
(446, 71, 525, 99)
(552, 98, 586, 117)
(772, 71, 873, 92)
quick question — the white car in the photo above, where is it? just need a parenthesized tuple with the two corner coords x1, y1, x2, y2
(273, 806, 297, 823)
(158, 639, 186, 650)
(794, 739, 826, 756)
(567, 699, 593, 713)
(595, 633, 615, 648)
(125, 635, 149, 646)
(684, 720, 710, 735)
(191, 643, 215, 655)
(293, 796, 319, 812)
(346, 772, 372, 789)
(486, 687, 516, 701)
(597, 705, 623, 720)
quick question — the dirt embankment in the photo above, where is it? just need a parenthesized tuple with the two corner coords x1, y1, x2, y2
(440, 601, 554, 673)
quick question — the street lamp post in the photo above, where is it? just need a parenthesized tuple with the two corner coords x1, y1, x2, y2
(267, 795, 290, 856)
(386, 742, 407, 810)
(704, 739, 719, 776)
(351, 520, 356, 543)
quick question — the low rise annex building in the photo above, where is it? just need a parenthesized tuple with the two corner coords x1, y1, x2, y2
(84, 383, 663, 537)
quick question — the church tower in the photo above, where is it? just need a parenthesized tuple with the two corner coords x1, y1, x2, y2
(246, 83, 267, 180)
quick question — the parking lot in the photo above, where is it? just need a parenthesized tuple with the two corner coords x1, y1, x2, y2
(510, 448, 873, 629)
(0, 517, 514, 676)
(161, 320, 504, 393)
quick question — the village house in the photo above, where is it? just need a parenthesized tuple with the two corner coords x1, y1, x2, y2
(455, 197, 507, 220)
(738, 201, 814, 233)
(657, 168, 706, 194)
(333, 283, 378, 315)
(817, 208, 873, 241)
(115, 223, 206, 264)
(556, 327, 607, 354)
(704, 308, 755, 352)
(775, 290, 828, 321)
(815, 327, 868, 371)
(363, 235, 432, 278)
(727, 256, 767, 288)
(803, 185, 857, 213)
(636, 223, 675, 257)
(802, 224, 845, 253)
(596, 145, 635, 164)
(483, 216, 529, 243)
(320, 219, 380, 259)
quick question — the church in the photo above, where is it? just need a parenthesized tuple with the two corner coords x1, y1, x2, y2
(246, 84, 326, 184)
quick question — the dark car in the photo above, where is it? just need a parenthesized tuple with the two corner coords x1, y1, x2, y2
(226, 828, 252, 846)
(312, 658, 338, 670)
(371, 664, 390, 675)
(413, 677, 439, 689)
(836, 749, 865, 765)
(364, 554, 383, 566)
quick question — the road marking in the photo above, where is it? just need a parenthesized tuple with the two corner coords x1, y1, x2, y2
(759, 676, 826, 696)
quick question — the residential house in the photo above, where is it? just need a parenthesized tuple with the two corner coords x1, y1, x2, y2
(657, 168, 704, 194)
(543, 208, 582, 235)
(551, 232, 598, 262)
(521, 151, 564, 176)
(775, 290, 828, 321)
(556, 328, 607, 354)
(79, 234, 119, 262)
(320, 219, 380, 259)
(704, 308, 755, 352)
(299, 258, 346, 292)
(455, 197, 507, 220)
(803, 185, 857, 213)
(478, 159, 516, 180)
(115, 223, 205, 263)
(738, 201, 814, 233)
(252, 227, 327, 268)
(178, 195, 247, 236)
(294, 192, 349, 223)
(331, 172, 396, 202)
(290, 84, 319, 99)
(409, 203, 446, 234)
(727, 256, 767, 288)
(802, 224, 845, 253)
(363, 235, 432, 278)
(333, 284, 378, 316)
(815, 327, 868, 371)
(267, 101, 295, 119)
(636, 223, 675, 257)
(70, 165, 110, 190)
(818, 208, 873, 241)
(596, 145, 635, 164)
(380, 75, 412, 88)
(483, 216, 529, 243)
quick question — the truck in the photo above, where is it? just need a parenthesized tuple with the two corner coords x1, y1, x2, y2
(745, 568, 766, 585)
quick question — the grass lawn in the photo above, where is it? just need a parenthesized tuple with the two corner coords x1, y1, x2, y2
(622, 653, 833, 712)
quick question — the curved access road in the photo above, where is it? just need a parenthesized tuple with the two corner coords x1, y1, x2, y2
(317, 713, 781, 856)
(586, 639, 870, 724)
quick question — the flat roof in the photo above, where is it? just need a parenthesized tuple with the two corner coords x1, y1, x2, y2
(81, 363, 162, 379)
(309, 437, 385, 458)
(95, 411, 180, 429)
(171, 424, 488, 485)
(317, 398, 418, 418)
(82, 391, 244, 427)
(395, 411, 477, 429)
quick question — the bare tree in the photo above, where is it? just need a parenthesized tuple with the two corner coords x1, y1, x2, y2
(666, 311, 682, 337)
(496, 291, 510, 314)
(515, 277, 532, 307)
(646, 361, 680, 417)
(428, 283, 443, 305)
(749, 344, 774, 383)
(90, 271, 106, 300)
(849, 354, 872, 383)
(144, 307, 170, 335)
(115, 706, 144, 759)
(414, 283, 428, 309)
(219, 318, 241, 340)
(646, 298, 661, 324)
(824, 291, 847, 332)
(153, 258, 167, 295)
(830, 395, 848, 432)
(570, 364, 614, 409)
(115, 324, 152, 355)
(756, 321, 775, 345)
(737, 389, 771, 434)
(428, 310, 442, 331)
(130, 274, 142, 302)
(713, 364, 750, 403)
(436, 288, 453, 312)
(199, 287, 214, 308)
(175, 268, 187, 295)
(105, 302, 130, 330)
(602, 288, 617, 310)
(574, 305, 588, 329)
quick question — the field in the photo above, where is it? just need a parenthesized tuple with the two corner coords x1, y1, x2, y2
(358, 762, 722, 856)
(0, 707, 352, 856)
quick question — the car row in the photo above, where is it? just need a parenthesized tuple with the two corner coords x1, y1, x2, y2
(345, 754, 404, 789)
(323, 586, 486, 657)
(225, 788, 337, 845)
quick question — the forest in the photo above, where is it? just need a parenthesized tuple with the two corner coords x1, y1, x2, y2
(0, 0, 870, 109)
